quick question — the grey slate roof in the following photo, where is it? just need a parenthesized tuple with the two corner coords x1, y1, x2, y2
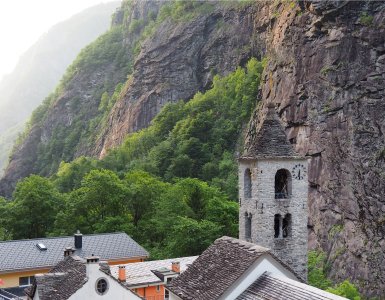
(236, 272, 348, 300)
(0, 232, 148, 273)
(109, 256, 197, 287)
(26, 256, 87, 300)
(242, 103, 297, 159)
(166, 236, 272, 300)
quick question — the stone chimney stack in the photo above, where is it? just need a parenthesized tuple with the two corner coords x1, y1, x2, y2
(171, 261, 180, 273)
(74, 230, 82, 249)
(118, 265, 126, 282)
(64, 247, 75, 257)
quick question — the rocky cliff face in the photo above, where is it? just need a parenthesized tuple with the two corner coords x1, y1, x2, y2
(1, 0, 384, 296)
(245, 1, 385, 297)
(0, 2, 120, 176)
(96, 2, 264, 156)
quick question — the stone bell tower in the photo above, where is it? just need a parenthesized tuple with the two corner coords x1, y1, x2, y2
(238, 103, 308, 280)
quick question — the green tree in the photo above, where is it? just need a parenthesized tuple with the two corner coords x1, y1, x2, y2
(8, 175, 64, 239)
(327, 280, 361, 300)
(55, 169, 128, 234)
(0, 197, 12, 240)
(124, 170, 166, 227)
(205, 197, 238, 237)
(308, 250, 332, 290)
(166, 217, 221, 257)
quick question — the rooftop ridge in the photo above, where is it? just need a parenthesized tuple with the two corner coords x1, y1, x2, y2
(215, 236, 270, 254)
(0, 232, 127, 244)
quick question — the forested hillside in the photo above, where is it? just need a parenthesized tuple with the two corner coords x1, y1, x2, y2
(0, 2, 120, 176)
(0, 59, 263, 259)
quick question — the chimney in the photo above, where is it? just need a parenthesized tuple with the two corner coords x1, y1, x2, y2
(64, 247, 75, 257)
(85, 255, 100, 278)
(118, 265, 126, 282)
(99, 261, 110, 274)
(74, 230, 82, 249)
(86, 255, 100, 264)
(171, 261, 180, 273)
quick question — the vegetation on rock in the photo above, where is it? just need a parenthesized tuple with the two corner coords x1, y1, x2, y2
(0, 59, 264, 259)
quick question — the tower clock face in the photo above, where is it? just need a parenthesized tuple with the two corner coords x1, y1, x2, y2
(292, 164, 306, 180)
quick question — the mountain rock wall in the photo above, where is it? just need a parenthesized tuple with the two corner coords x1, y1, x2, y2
(96, 3, 265, 156)
(245, 1, 385, 297)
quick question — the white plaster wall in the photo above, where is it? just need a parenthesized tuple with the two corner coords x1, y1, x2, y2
(68, 263, 141, 300)
(168, 292, 183, 300)
(220, 254, 299, 300)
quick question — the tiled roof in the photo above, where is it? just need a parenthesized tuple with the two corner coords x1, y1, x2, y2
(109, 256, 197, 287)
(25, 256, 86, 300)
(166, 236, 271, 300)
(236, 272, 348, 300)
(0, 232, 148, 273)
(242, 103, 297, 159)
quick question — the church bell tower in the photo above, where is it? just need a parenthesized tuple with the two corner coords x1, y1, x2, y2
(239, 103, 308, 280)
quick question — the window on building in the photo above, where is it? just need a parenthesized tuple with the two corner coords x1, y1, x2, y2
(282, 214, 292, 238)
(275, 169, 291, 199)
(156, 285, 160, 292)
(245, 212, 252, 240)
(274, 213, 291, 238)
(19, 276, 34, 286)
(95, 278, 109, 295)
(244, 168, 252, 198)
(274, 214, 281, 238)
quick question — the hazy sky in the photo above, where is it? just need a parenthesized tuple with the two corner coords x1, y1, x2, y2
(0, 0, 120, 80)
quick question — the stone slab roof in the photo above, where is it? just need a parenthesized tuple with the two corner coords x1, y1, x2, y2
(242, 103, 298, 159)
(109, 256, 197, 287)
(0, 232, 148, 273)
(236, 272, 348, 300)
(26, 256, 86, 300)
(166, 236, 272, 300)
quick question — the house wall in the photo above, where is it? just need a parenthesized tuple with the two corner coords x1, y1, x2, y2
(135, 285, 164, 300)
(0, 257, 144, 289)
(168, 292, 182, 300)
(69, 263, 141, 300)
(238, 158, 309, 281)
(220, 254, 299, 300)
(0, 268, 50, 288)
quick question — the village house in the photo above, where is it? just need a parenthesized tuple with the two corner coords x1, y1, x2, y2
(166, 236, 347, 300)
(25, 252, 196, 300)
(26, 255, 142, 300)
(0, 232, 148, 297)
(109, 256, 197, 300)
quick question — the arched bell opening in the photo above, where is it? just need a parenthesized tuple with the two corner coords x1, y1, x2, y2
(274, 169, 292, 199)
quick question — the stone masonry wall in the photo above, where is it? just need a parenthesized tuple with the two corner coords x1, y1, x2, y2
(239, 158, 309, 281)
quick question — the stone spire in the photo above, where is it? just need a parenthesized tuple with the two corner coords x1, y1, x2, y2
(242, 103, 297, 159)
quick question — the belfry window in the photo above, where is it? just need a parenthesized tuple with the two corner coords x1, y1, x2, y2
(245, 212, 252, 240)
(274, 213, 291, 238)
(275, 169, 291, 199)
(244, 168, 252, 198)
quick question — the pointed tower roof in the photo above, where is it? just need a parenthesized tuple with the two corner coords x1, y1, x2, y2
(242, 103, 297, 159)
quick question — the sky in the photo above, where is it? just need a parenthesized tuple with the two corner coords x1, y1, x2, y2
(0, 0, 120, 81)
